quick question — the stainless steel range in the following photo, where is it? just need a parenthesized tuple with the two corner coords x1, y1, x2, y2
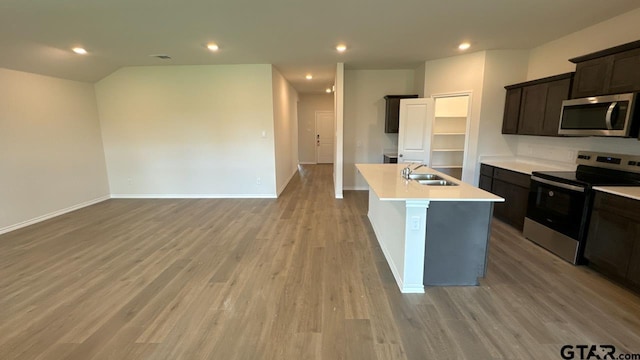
(524, 151, 640, 264)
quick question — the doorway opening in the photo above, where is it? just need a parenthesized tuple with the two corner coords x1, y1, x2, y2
(431, 93, 471, 180)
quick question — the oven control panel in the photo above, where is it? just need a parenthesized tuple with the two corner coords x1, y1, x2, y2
(576, 151, 640, 174)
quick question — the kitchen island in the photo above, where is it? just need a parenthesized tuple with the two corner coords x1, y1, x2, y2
(356, 164, 504, 293)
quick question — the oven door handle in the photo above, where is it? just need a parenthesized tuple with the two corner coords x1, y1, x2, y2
(530, 176, 585, 193)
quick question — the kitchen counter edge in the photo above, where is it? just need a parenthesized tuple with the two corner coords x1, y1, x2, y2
(481, 159, 576, 176)
(356, 163, 504, 202)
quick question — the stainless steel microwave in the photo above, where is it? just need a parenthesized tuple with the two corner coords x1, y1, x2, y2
(558, 93, 638, 137)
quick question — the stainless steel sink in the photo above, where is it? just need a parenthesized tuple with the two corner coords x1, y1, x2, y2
(408, 173, 442, 181)
(407, 172, 458, 186)
(417, 179, 459, 186)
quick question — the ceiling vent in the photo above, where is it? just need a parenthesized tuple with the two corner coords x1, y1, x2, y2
(150, 54, 172, 60)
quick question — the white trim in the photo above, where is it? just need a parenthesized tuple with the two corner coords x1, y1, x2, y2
(401, 285, 427, 293)
(0, 195, 111, 235)
(405, 200, 430, 208)
(431, 90, 482, 185)
(431, 91, 473, 184)
(110, 194, 277, 199)
(343, 185, 368, 191)
(277, 168, 298, 196)
(402, 200, 429, 294)
(334, 63, 344, 199)
(298, 161, 317, 165)
(369, 216, 423, 293)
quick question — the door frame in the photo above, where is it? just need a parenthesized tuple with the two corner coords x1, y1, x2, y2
(431, 91, 473, 181)
(315, 110, 335, 164)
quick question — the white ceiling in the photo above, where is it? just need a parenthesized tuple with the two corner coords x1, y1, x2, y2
(1, 0, 639, 94)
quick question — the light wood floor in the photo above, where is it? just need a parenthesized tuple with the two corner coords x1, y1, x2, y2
(1, 164, 639, 360)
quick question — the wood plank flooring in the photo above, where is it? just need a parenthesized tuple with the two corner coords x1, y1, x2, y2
(1, 164, 639, 359)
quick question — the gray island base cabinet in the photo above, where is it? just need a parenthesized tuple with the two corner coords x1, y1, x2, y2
(357, 164, 503, 293)
(424, 201, 493, 286)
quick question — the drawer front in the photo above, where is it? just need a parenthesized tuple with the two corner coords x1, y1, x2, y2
(493, 168, 531, 189)
(480, 164, 494, 177)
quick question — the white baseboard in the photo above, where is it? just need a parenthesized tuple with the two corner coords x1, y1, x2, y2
(343, 186, 368, 191)
(110, 194, 277, 199)
(0, 195, 111, 235)
(277, 168, 298, 196)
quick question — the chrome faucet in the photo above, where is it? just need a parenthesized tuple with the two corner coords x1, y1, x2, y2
(401, 163, 425, 179)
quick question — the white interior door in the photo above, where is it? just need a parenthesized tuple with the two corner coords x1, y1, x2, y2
(398, 98, 434, 163)
(315, 111, 335, 164)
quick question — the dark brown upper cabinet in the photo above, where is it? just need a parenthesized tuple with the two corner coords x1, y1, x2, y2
(570, 40, 640, 98)
(384, 95, 419, 133)
(502, 73, 573, 136)
(501, 88, 521, 134)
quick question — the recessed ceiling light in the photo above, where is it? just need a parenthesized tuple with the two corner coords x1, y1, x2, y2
(306, 74, 313, 80)
(72, 47, 87, 55)
(458, 42, 471, 51)
(207, 43, 219, 51)
(325, 88, 332, 93)
(336, 44, 347, 52)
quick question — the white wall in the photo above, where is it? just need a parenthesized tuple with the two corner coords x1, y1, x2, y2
(413, 63, 426, 98)
(517, 8, 640, 160)
(0, 68, 109, 233)
(421, 50, 533, 185)
(272, 66, 299, 195)
(477, 50, 529, 160)
(527, 8, 640, 80)
(95, 64, 278, 197)
(344, 69, 416, 190)
(423, 52, 486, 184)
(297, 94, 334, 164)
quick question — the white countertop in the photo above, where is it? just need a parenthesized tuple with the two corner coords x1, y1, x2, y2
(481, 158, 576, 175)
(592, 186, 640, 201)
(356, 164, 504, 202)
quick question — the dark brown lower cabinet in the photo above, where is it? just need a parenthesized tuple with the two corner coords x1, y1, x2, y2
(491, 179, 529, 230)
(628, 241, 640, 288)
(585, 191, 640, 291)
(479, 174, 492, 192)
(479, 164, 530, 231)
